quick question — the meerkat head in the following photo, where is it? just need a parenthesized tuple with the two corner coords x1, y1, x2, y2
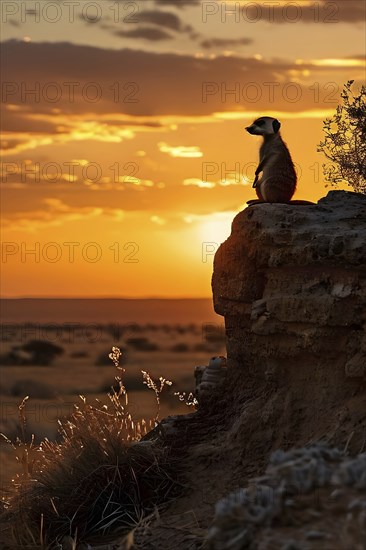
(246, 116, 281, 136)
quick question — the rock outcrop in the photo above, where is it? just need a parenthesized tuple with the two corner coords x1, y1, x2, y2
(213, 190, 366, 380)
(137, 191, 366, 549)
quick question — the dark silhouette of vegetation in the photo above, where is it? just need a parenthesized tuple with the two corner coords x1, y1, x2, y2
(0, 348, 23, 366)
(22, 340, 64, 365)
(0, 340, 64, 366)
(10, 379, 56, 399)
(318, 80, 366, 193)
(170, 343, 190, 352)
(126, 337, 159, 351)
(0, 349, 178, 547)
(204, 325, 226, 344)
(70, 350, 89, 359)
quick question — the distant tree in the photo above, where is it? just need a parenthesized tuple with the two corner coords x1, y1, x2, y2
(317, 80, 366, 193)
(11, 379, 56, 399)
(22, 340, 64, 366)
(0, 348, 24, 366)
(170, 343, 190, 353)
(126, 337, 159, 351)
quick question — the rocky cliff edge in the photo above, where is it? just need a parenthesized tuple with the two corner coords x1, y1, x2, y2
(136, 191, 366, 549)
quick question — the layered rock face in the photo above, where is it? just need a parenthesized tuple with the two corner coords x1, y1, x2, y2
(213, 191, 366, 383)
(136, 191, 366, 550)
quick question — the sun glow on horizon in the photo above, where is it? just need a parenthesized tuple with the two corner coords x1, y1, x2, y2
(198, 214, 236, 246)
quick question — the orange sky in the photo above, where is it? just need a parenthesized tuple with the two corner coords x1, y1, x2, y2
(1, 0, 365, 297)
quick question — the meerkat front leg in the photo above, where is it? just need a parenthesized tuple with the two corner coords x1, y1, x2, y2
(253, 165, 264, 188)
(255, 156, 269, 175)
(253, 155, 271, 187)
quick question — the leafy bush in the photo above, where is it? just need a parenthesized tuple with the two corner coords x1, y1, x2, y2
(22, 340, 64, 365)
(70, 350, 89, 359)
(170, 343, 190, 352)
(126, 337, 159, 351)
(0, 340, 65, 366)
(0, 348, 25, 366)
(10, 379, 56, 399)
(318, 80, 366, 193)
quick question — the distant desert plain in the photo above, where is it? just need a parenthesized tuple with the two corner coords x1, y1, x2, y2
(0, 298, 225, 488)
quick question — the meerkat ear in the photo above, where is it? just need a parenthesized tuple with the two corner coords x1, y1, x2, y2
(272, 119, 281, 133)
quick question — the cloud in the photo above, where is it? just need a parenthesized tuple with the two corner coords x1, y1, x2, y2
(244, 0, 365, 23)
(1, 110, 168, 156)
(150, 215, 166, 226)
(115, 27, 173, 41)
(112, 9, 196, 42)
(0, 158, 155, 189)
(2, 108, 58, 134)
(159, 143, 203, 158)
(1, 198, 105, 232)
(183, 176, 250, 188)
(2, 40, 364, 124)
(1, 114, 136, 156)
(2, 182, 252, 224)
(154, 0, 201, 7)
(183, 178, 216, 188)
(200, 37, 253, 49)
(136, 10, 192, 32)
(81, 8, 194, 41)
(2, 193, 243, 235)
(304, 58, 365, 68)
(7, 19, 20, 27)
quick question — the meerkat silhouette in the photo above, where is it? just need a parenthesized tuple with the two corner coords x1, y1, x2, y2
(246, 116, 303, 204)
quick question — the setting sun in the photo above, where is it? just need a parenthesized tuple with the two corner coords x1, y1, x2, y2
(198, 215, 234, 246)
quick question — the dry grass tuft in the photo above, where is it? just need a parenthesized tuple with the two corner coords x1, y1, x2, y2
(0, 348, 180, 548)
